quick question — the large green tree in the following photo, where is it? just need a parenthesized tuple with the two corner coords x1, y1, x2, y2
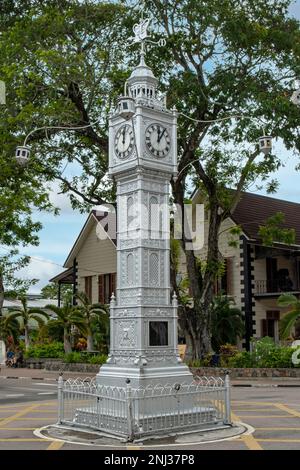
(1, 0, 300, 358)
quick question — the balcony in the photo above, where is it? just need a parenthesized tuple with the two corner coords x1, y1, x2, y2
(254, 279, 300, 297)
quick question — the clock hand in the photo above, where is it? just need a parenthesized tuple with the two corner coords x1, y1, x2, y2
(157, 127, 161, 144)
(158, 128, 166, 143)
(122, 128, 126, 145)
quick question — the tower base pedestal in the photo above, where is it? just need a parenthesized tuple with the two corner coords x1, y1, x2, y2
(72, 364, 223, 440)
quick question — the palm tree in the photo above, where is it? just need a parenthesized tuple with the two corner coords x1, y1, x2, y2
(75, 292, 108, 351)
(211, 294, 245, 352)
(45, 303, 87, 353)
(7, 297, 49, 350)
(0, 314, 21, 346)
(278, 293, 300, 340)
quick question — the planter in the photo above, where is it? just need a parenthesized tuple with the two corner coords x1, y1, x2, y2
(190, 366, 300, 378)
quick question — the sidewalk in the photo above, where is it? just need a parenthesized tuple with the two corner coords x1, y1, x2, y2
(0, 365, 95, 381)
(1, 365, 300, 386)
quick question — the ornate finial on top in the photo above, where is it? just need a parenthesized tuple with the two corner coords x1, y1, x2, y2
(130, 1, 165, 65)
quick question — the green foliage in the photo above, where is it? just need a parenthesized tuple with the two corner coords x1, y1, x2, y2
(278, 293, 300, 339)
(0, 313, 21, 345)
(219, 344, 239, 367)
(211, 295, 244, 352)
(258, 212, 296, 246)
(24, 341, 64, 359)
(63, 352, 107, 364)
(63, 352, 84, 363)
(41, 283, 73, 302)
(228, 352, 255, 368)
(88, 354, 107, 365)
(228, 337, 300, 368)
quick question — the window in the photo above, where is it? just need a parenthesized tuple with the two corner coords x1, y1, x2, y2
(85, 276, 93, 302)
(261, 311, 280, 340)
(149, 321, 168, 346)
(215, 258, 233, 295)
(98, 273, 116, 304)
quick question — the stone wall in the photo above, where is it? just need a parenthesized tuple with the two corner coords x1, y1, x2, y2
(191, 367, 300, 378)
(44, 361, 100, 373)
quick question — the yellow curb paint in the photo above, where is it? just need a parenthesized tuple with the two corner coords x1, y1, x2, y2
(233, 401, 275, 406)
(126, 446, 142, 450)
(231, 411, 262, 450)
(13, 418, 56, 421)
(0, 438, 46, 442)
(274, 404, 300, 418)
(47, 441, 65, 450)
(236, 415, 295, 419)
(241, 435, 263, 450)
(255, 427, 300, 430)
(256, 439, 300, 443)
(232, 408, 279, 412)
(0, 404, 41, 427)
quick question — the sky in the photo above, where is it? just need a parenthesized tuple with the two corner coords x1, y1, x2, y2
(2, 0, 300, 294)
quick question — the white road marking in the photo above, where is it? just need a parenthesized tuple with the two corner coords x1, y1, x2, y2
(37, 392, 56, 395)
(35, 383, 57, 387)
(5, 394, 25, 398)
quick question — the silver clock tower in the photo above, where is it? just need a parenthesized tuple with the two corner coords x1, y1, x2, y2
(96, 18, 193, 389)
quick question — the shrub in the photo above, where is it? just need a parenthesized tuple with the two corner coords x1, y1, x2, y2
(88, 354, 107, 365)
(25, 342, 64, 359)
(63, 352, 84, 363)
(219, 344, 239, 367)
(228, 351, 255, 368)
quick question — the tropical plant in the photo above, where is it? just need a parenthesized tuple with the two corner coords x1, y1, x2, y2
(24, 341, 65, 359)
(6, 297, 49, 350)
(45, 303, 87, 353)
(278, 293, 300, 340)
(211, 295, 245, 352)
(75, 292, 109, 352)
(0, 314, 20, 346)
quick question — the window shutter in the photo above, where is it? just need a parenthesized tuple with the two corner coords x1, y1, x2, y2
(98, 275, 104, 303)
(261, 319, 268, 337)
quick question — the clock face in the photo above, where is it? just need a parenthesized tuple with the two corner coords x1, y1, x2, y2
(145, 124, 171, 158)
(115, 125, 134, 160)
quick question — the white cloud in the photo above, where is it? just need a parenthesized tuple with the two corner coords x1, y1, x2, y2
(16, 257, 63, 294)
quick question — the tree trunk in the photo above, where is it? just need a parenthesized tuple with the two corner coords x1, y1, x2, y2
(24, 325, 30, 350)
(87, 333, 94, 352)
(173, 180, 223, 359)
(63, 328, 72, 354)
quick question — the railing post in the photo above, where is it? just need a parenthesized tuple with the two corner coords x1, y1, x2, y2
(57, 374, 64, 425)
(126, 379, 134, 442)
(224, 372, 232, 425)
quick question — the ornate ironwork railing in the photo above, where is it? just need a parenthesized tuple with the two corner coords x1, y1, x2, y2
(56, 374, 231, 441)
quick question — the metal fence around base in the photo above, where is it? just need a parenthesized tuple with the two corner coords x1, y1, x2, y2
(57, 374, 231, 441)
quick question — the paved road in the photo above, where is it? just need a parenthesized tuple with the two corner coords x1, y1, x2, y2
(0, 378, 57, 405)
(0, 381, 300, 450)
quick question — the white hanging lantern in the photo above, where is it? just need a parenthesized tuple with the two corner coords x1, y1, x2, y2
(291, 89, 300, 106)
(15, 146, 30, 165)
(259, 135, 272, 155)
(117, 96, 135, 120)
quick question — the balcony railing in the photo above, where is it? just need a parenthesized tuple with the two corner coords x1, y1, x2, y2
(254, 279, 299, 295)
